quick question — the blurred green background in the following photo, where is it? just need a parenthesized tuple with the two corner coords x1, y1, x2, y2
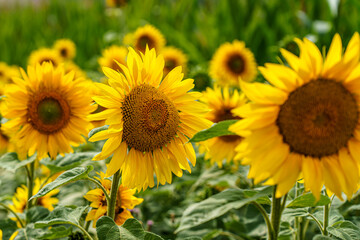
(1, 0, 359, 72)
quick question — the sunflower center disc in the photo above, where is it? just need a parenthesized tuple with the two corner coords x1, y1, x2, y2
(277, 79, 358, 158)
(213, 108, 242, 143)
(227, 54, 245, 74)
(165, 59, 177, 72)
(60, 48, 68, 58)
(28, 92, 71, 134)
(137, 35, 154, 52)
(122, 84, 180, 152)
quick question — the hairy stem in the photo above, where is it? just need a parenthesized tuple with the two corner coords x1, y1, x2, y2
(86, 177, 111, 204)
(107, 170, 121, 220)
(27, 161, 35, 211)
(252, 201, 274, 239)
(270, 186, 282, 240)
(0, 202, 25, 228)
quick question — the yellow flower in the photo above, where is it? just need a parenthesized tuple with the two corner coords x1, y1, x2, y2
(9, 178, 59, 213)
(89, 47, 211, 190)
(84, 172, 143, 227)
(63, 61, 87, 80)
(230, 33, 360, 200)
(2, 63, 96, 159)
(199, 85, 247, 167)
(210, 40, 257, 86)
(28, 48, 63, 67)
(0, 63, 21, 112)
(0, 123, 13, 155)
(161, 46, 188, 76)
(98, 45, 128, 73)
(131, 25, 166, 54)
(106, 0, 127, 7)
(53, 39, 76, 60)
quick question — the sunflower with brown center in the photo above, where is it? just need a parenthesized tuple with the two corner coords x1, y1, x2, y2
(210, 40, 257, 86)
(53, 39, 76, 60)
(28, 48, 63, 67)
(89, 47, 211, 190)
(230, 33, 360, 200)
(161, 46, 188, 76)
(129, 24, 166, 54)
(98, 45, 128, 73)
(2, 63, 96, 159)
(84, 172, 143, 226)
(199, 85, 247, 167)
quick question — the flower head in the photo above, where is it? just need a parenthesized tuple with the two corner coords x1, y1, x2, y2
(98, 45, 128, 72)
(129, 25, 166, 54)
(53, 39, 76, 60)
(28, 48, 62, 67)
(161, 46, 188, 76)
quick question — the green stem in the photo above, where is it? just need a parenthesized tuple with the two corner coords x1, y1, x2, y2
(86, 177, 111, 204)
(308, 213, 325, 234)
(323, 204, 330, 236)
(270, 186, 282, 240)
(70, 223, 94, 240)
(0, 202, 25, 228)
(84, 220, 91, 232)
(295, 182, 302, 240)
(252, 201, 274, 239)
(27, 161, 35, 210)
(107, 170, 121, 220)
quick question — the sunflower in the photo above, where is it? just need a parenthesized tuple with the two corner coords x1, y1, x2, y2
(9, 178, 59, 213)
(210, 40, 257, 86)
(229, 33, 360, 200)
(28, 48, 63, 67)
(53, 39, 76, 60)
(161, 46, 188, 76)
(98, 45, 128, 73)
(64, 61, 87, 80)
(106, 0, 127, 7)
(2, 63, 96, 159)
(131, 25, 166, 54)
(199, 85, 247, 167)
(89, 47, 211, 190)
(0, 122, 12, 155)
(84, 172, 143, 227)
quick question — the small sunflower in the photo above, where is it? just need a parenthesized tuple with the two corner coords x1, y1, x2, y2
(0, 122, 13, 155)
(210, 40, 257, 86)
(131, 25, 166, 54)
(98, 45, 128, 73)
(9, 178, 59, 213)
(199, 85, 247, 167)
(53, 39, 76, 60)
(161, 46, 188, 76)
(89, 47, 211, 190)
(64, 61, 87, 80)
(84, 172, 143, 227)
(230, 33, 360, 200)
(28, 48, 63, 67)
(2, 63, 96, 159)
(106, 0, 127, 7)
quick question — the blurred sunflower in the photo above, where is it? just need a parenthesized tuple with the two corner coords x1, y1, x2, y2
(84, 172, 143, 226)
(210, 40, 257, 86)
(199, 85, 247, 167)
(64, 61, 87, 80)
(0, 122, 13, 155)
(28, 48, 62, 67)
(106, 0, 127, 7)
(2, 63, 96, 159)
(230, 33, 360, 200)
(53, 39, 76, 60)
(89, 47, 211, 190)
(161, 46, 188, 76)
(9, 178, 59, 213)
(131, 24, 166, 54)
(98, 45, 128, 73)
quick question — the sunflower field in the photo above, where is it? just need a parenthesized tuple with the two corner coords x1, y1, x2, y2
(2, 0, 360, 239)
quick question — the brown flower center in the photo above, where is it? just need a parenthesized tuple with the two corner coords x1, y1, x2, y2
(213, 108, 242, 142)
(122, 84, 180, 152)
(165, 58, 177, 72)
(227, 54, 245, 74)
(60, 48, 68, 58)
(28, 92, 71, 134)
(277, 79, 358, 158)
(40, 58, 56, 66)
(136, 35, 155, 53)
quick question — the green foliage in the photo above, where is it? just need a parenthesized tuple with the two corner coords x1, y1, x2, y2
(327, 220, 360, 240)
(286, 193, 331, 208)
(0, 153, 36, 173)
(30, 165, 93, 200)
(88, 125, 109, 139)
(189, 120, 238, 142)
(96, 216, 163, 240)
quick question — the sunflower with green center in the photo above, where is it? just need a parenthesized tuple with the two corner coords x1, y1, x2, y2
(28, 48, 63, 67)
(230, 33, 360, 200)
(98, 45, 128, 73)
(161, 46, 188, 76)
(199, 85, 247, 167)
(53, 39, 76, 60)
(84, 172, 143, 226)
(9, 178, 59, 214)
(89, 47, 211, 190)
(210, 40, 257, 86)
(2, 63, 96, 159)
(128, 24, 166, 54)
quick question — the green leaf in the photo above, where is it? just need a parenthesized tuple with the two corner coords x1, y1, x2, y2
(189, 120, 238, 142)
(0, 219, 18, 240)
(13, 224, 46, 240)
(327, 220, 360, 240)
(34, 205, 88, 227)
(286, 193, 331, 208)
(30, 165, 93, 201)
(313, 235, 336, 240)
(40, 152, 98, 174)
(38, 226, 73, 239)
(88, 125, 109, 139)
(96, 216, 164, 240)
(26, 206, 50, 223)
(175, 187, 272, 233)
(0, 153, 36, 173)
